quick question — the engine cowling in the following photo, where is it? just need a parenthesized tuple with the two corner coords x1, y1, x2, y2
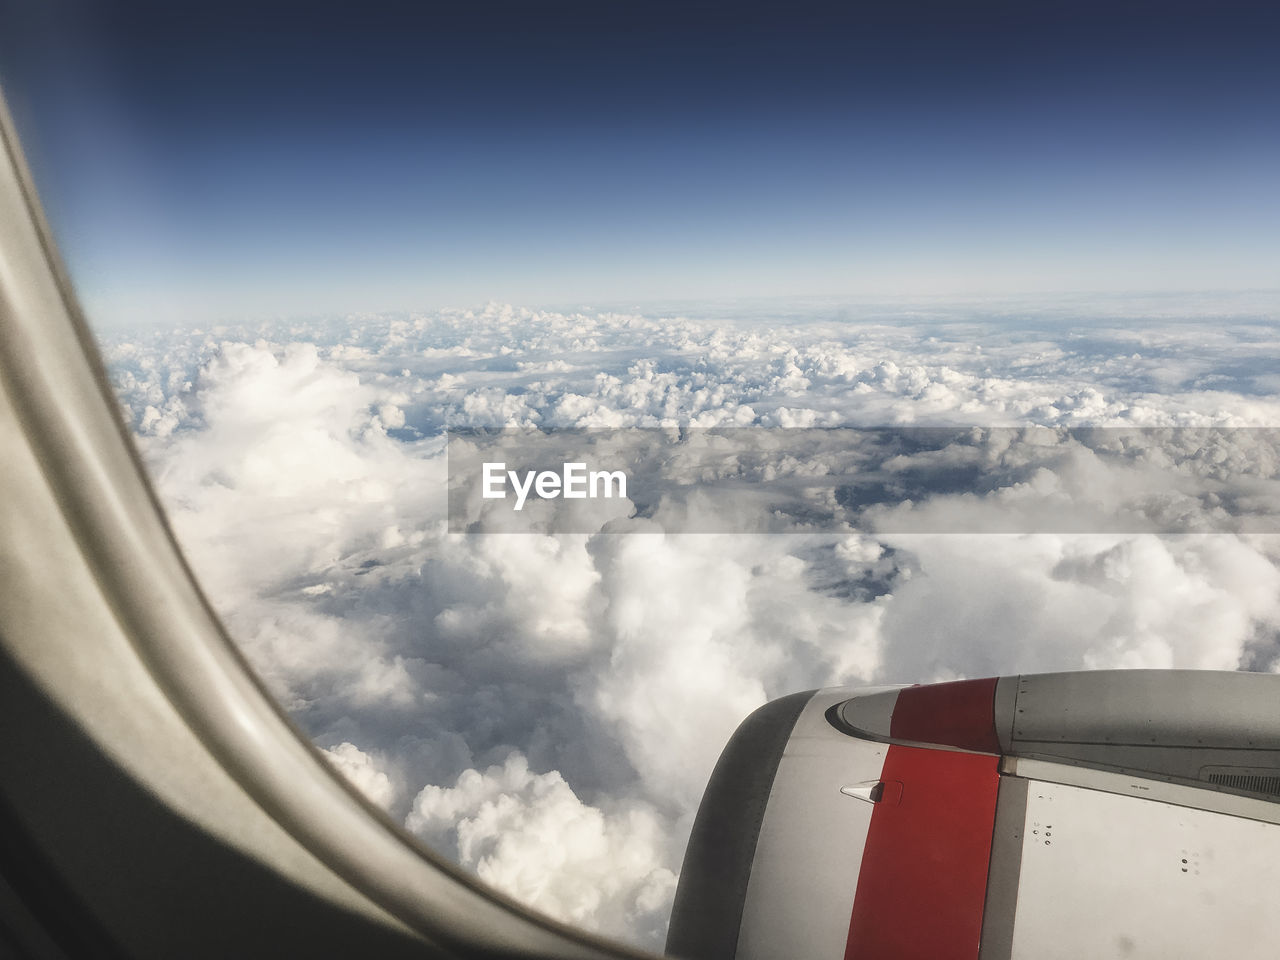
(667, 671, 1280, 960)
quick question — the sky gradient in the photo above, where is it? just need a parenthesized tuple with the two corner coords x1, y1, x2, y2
(2, 0, 1278, 327)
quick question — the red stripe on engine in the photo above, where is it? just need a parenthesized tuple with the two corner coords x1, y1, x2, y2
(889, 677, 1002, 754)
(843, 745, 1000, 960)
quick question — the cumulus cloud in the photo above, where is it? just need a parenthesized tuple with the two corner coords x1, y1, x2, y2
(322, 742, 396, 811)
(100, 296, 1280, 948)
(407, 752, 676, 944)
(871, 533, 1280, 681)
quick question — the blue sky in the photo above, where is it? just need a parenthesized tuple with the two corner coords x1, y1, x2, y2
(2, 0, 1278, 327)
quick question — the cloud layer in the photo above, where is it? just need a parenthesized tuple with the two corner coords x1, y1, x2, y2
(102, 297, 1280, 947)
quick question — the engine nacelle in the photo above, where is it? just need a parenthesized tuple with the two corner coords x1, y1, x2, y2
(667, 671, 1280, 960)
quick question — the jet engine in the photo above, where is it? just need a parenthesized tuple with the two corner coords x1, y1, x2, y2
(667, 671, 1280, 960)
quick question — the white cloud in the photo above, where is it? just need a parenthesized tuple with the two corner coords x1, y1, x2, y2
(873, 533, 1280, 681)
(407, 753, 677, 944)
(322, 742, 396, 811)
